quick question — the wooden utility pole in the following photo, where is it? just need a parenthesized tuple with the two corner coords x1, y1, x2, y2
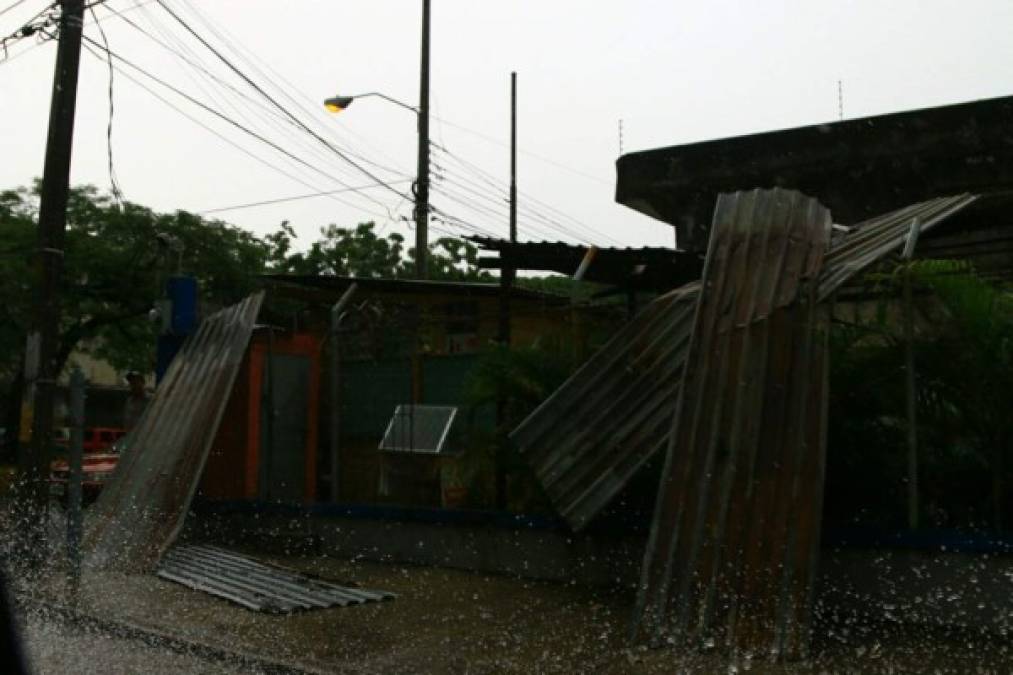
(498, 72, 517, 346)
(20, 0, 85, 555)
(414, 0, 431, 279)
(495, 72, 518, 510)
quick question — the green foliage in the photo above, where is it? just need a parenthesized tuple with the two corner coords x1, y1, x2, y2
(0, 185, 499, 381)
(825, 259, 1013, 531)
(456, 338, 578, 511)
(515, 274, 614, 301)
(0, 184, 271, 378)
(265, 221, 492, 282)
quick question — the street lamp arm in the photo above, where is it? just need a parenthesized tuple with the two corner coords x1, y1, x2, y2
(331, 91, 419, 115)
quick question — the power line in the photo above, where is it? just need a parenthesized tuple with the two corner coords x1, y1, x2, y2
(87, 0, 122, 202)
(79, 35, 405, 221)
(88, 49, 401, 225)
(101, 1, 412, 182)
(149, 0, 492, 243)
(431, 115, 612, 187)
(1, 0, 155, 66)
(0, 0, 33, 20)
(174, 0, 412, 179)
(0, 0, 56, 59)
(153, 0, 411, 208)
(431, 142, 625, 246)
(199, 180, 413, 215)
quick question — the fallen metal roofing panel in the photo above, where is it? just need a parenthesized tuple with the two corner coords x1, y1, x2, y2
(511, 194, 978, 536)
(632, 188, 832, 658)
(510, 282, 700, 531)
(157, 545, 395, 613)
(818, 194, 978, 301)
(85, 293, 264, 573)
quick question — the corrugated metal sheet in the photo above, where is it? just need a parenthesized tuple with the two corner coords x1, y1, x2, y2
(511, 194, 979, 536)
(510, 282, 700, 531)
(467, 236, 704, 291)
(85, 293, 264, 573)
(157, 545, 395, 613)
(818, 194, 978, 301)
(631, 188, 832, 658)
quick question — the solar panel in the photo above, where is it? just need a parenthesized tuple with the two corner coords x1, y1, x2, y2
(379, 404, 458, 454)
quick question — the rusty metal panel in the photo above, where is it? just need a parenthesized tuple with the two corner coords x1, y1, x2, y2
(510, 282, 700, 531)
(818, 194, 977, 301)
(631, 189, 831, 659)
(85, 293, 264, 573)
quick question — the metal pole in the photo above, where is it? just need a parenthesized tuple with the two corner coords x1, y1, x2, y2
(329, 284, 358, 502)
(22, 0, 85, 557)
(415, 0, 431, 279)
(67, 368, 85, 600)
(902, 217, 921, 530)
(903, 267, 919, 530)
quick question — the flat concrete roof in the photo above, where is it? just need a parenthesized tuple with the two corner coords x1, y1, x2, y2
(616, 94, 1013, 251)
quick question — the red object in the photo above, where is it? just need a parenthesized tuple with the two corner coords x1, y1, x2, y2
(51, 427, 126, 453)
(82, 427, 126, 453)
(200, 331, 321, 502)
(48, 451, 119, 505)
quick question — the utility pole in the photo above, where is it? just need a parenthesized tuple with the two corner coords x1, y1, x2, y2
(495, 72, 517, 510)
(19, 0, 85, 557)
(510, 72, 517, 249)
(498, 72, 517, 345)
(414, 0, 431, 279)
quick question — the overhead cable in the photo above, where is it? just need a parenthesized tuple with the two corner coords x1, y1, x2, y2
(153, 0, 411, 208)
(80, 35, 405, 221)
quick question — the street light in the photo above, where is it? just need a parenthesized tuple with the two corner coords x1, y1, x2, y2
(325, 88, 430, 279)
(320, 2, 427, 277)
(324, 92, 418, 115)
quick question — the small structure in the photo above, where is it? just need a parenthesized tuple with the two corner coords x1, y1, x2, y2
(258, 274, 605, 509)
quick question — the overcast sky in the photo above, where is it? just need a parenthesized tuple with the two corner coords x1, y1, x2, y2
(2, 0, 1012, 252)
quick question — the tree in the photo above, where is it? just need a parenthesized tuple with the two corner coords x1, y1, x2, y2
(0, 184, 271, 393)
(1, 185, 501, 386)
(824, 260, 1013, 533)
(907, 260, 1013, 531)
(265, 221, 492, 281)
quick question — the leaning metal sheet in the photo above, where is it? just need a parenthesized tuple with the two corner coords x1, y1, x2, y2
(511, 194, 976, 534)
(158, 545, 395, 613)
(818, 194, 977, 301)
(510, 283, 700, 531)
(632, 188, 832, 657)
(84, 293, 264, 573)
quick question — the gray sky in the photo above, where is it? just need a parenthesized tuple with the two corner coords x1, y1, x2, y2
(2, 0, 1012, 251)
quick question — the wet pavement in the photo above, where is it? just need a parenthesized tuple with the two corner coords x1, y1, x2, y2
(13, 544, 1012, 674)
(21, 612, 247, 675)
